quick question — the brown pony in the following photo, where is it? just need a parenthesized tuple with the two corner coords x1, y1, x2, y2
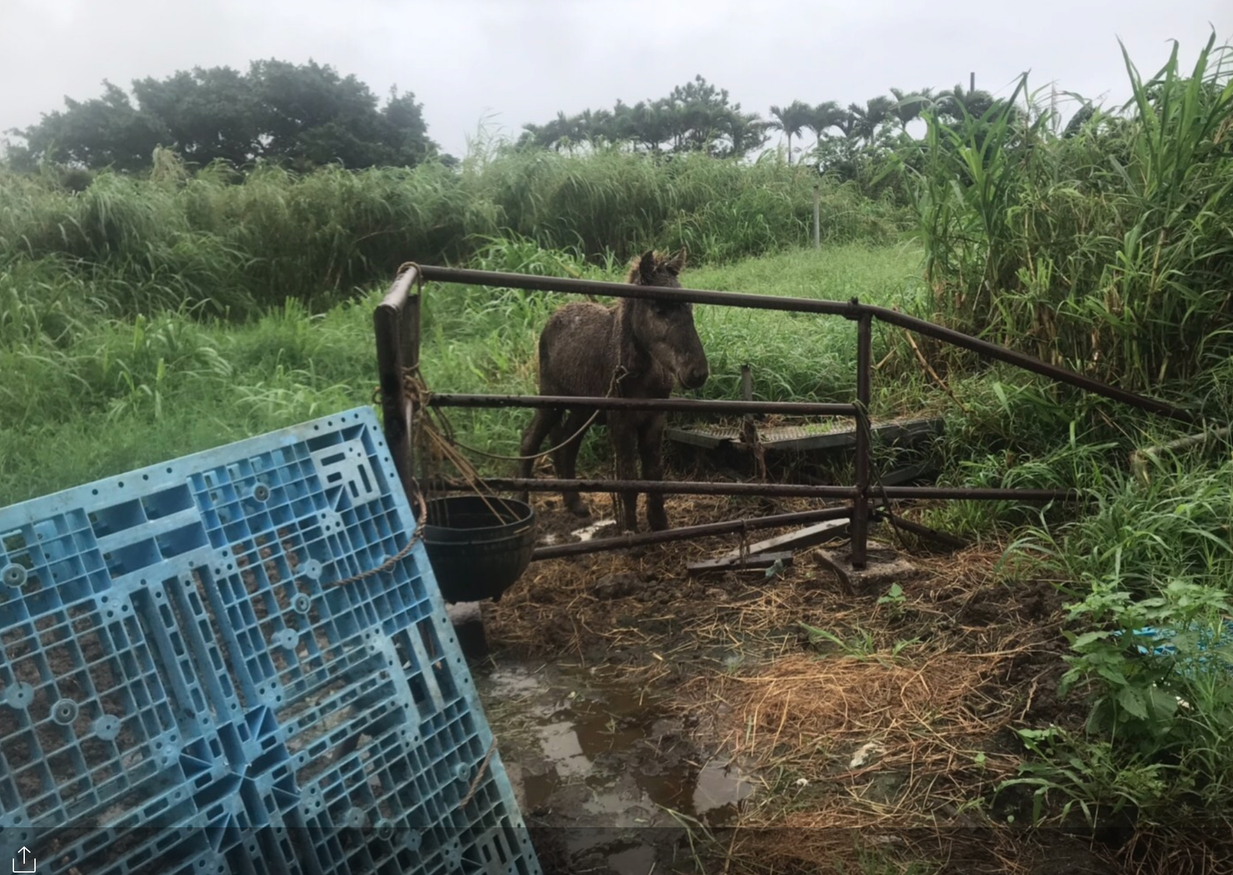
(517, 250, 709, 532)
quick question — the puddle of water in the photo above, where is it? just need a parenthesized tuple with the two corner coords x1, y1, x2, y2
(477, 660, 761, 872)
(694, 758, 757, 814)
(486, 664, 550, 698)
(476, 662, 756, 831)
(523, 770, 560, 805)
(537, 721, 592, 777)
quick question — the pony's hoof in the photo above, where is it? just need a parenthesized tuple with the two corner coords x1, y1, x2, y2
(567, 503, 591, 518)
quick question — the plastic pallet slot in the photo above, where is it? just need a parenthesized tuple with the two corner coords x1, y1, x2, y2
(0, 408, 540, 875)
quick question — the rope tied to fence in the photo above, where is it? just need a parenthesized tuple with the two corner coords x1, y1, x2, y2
(395, 366, 536, 528)
(402, 364, 629, 465)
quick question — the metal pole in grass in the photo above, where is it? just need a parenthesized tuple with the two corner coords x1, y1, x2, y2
(813, 184, 821, 250)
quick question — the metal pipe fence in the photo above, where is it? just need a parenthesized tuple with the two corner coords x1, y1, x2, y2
(375, 264, 1195, 569)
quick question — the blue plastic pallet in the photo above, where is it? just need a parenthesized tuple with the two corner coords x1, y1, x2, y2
(0, 407, 541, 875)
(1132, 622, 1233, 673)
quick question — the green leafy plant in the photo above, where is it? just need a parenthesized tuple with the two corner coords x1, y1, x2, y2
(1060, 573, 1232, 750)
(876, 582, 905, 610)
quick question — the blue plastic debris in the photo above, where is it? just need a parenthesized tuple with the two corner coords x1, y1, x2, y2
(1130, 622, 1233, 673)
(0, 407, 540, 875)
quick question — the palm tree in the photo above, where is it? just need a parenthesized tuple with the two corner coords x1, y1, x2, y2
(720, 109, 771, 159)
(846, 96, 894, 146)
(936, 85, 995, 121)
(806, 101, 847, 151)
(831, 109, 856, 140)
(768, 100, 814, 163)
(888, 88, 932, 131)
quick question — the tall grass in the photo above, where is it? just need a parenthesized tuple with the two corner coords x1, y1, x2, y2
(994, 454, 1233, 825)
(915, 32, 1233, 402)
(0, 241, 928, 505)
(0, 147, 908, 340)
(904, 31, 1233, 826)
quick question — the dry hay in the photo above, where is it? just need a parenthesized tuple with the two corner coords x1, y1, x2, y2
(695, 641, 1031, 829)
(484, 492, 857, 666)
(1111, 824, 1233, 875)
(708, 820, 1233, 875)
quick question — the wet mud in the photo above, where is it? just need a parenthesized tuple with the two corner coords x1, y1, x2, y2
(475, 660, 754, 875)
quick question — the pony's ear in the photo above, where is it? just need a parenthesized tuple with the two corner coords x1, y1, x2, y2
(637, 250, 658, 282)
(665, 248, 687, 275)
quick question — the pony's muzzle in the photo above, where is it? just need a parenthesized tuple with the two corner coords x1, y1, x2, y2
(680, 366, 710, 390)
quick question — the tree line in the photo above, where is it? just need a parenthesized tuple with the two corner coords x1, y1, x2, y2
(5, 59, 443, 174)
(516, 75, 1013, 169)
(5, 61, 1027, 184)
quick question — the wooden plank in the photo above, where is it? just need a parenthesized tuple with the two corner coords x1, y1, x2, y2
(813, 549, 855, 596)
(879, 514, 968, 551)
(687, 551, 795, 575)
(666, 417, 944, 454)
(711, 517, 852, 563)
(759, 430, 858, 452)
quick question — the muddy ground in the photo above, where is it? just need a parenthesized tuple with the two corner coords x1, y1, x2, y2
(456, 489, 1213, 875)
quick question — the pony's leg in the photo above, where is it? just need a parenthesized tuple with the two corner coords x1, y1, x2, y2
(639, 415, 669, 531)
(553, 408, 593, 517)
(517, 407, 563, 505)
(610, 414, 640, 533)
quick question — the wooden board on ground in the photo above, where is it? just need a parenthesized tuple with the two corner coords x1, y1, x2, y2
(713, 517, 852, 562)
(686, 518, 852, 576)
(665, 416, 944, 453)
(687, 550, 795, 576)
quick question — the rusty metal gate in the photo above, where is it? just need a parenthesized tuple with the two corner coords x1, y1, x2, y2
(373, 263, 1198, 571)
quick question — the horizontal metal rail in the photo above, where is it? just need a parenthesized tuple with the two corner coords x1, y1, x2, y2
(415, 265, 1198, 425)
(418, 265, 860, 316)
(428, 393, 858, 417)
(428, 478, 1081, 503)
(427, 477, 857, 499)
(532, 505, 855, 561)
(877, 485, 1081, 501)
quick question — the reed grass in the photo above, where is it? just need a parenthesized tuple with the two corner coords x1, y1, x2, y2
(914, 32, 1233, 406)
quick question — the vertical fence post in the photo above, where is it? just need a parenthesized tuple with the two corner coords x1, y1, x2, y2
(851, 312, 872, 570)
(813, 184, 821, 250)
(403, 290, 422, 506)
(375, 267, 421, 511)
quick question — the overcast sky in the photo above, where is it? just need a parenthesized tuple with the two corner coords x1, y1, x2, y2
(2, 0, 1230, 159)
